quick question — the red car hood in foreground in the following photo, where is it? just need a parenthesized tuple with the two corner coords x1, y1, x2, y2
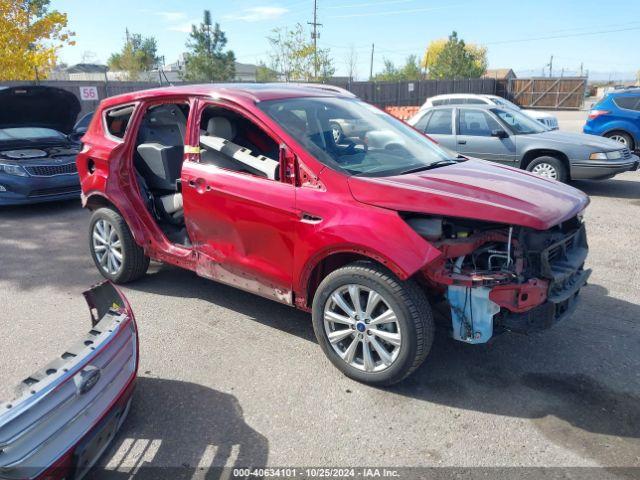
(348, 159, 589, 230)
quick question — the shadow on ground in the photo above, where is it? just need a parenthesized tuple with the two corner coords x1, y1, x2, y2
(573, 178, 640, 200)
(132, 268, 640, 467)
(94, 377, 269, 479)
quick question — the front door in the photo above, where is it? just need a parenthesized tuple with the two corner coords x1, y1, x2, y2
(455, 108, 517, 164)
(181, 103, 298, 304)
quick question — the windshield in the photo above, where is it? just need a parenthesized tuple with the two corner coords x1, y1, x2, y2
(491, 108, 547, 135)
(258, 97, 454, 177)
(490, 96, 522, 111)
(0, 127, 67, 142)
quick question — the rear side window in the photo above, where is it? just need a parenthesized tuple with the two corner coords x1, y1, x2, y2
(465, 98, 487, 105)
(413, 111, 432, 131)
(431, 99, 447, 106)
(104, 105, 135, 139)
(613, 96, 640, 111)
(425, 109, 453, 135)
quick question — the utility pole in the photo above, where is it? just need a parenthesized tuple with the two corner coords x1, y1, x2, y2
(580, 62, 584, 77)
(548, 55, 554, 78)
(308, 0, 322, 79)
(369, 43, 375, 81)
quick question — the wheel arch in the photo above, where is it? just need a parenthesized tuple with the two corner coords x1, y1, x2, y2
(84, 192, 146, 247)
(520, 149, 571, 176)
(602, 127, 637, 148)
(296, 248, 415, 311)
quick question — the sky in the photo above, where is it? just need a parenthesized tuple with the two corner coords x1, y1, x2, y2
(54, 0, 640, 81)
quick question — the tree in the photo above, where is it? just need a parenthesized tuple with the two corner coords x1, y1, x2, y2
(373, 55, 421, 82)
(422, 31, 487, 79)
(108, 30, 159, 80)
(345, 44, 358, 82)
(256, 61, 278, 82)
(183, 10, 235, 82)
(0, 0, 75, 80)
(267, 23, 334, 82)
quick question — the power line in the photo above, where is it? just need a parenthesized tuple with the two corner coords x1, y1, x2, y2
(485, 26, 640, 45)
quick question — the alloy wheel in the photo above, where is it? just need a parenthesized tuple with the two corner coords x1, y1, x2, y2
(531, 162, 558, 179)
(331, 125, 342, 143)
(323, 284, 402, 372)
(609, 134, 628, 146)
(92, 219, 123, 275)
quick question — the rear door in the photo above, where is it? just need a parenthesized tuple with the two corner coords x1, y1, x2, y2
(414, 108, 457, 151)
(455, 108, 517, 164)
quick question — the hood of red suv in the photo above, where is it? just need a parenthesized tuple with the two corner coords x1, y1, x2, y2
(348, 159, 589, 230)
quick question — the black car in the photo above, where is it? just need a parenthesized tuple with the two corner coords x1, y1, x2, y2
(0, 86, 84, 205)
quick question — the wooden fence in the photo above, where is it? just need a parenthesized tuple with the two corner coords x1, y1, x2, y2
(502, 77, 587, 110)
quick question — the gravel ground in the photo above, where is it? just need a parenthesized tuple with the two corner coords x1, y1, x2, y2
(0, 110, 638, 474)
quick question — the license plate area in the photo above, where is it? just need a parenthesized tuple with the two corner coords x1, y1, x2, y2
(72, 398, 131, 479)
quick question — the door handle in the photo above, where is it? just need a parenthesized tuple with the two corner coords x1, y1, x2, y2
(300, 213, 323, 225)
(457, 140, 467, 145)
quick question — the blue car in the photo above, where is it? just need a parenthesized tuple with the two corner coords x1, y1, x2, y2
(584, 88, 640, 151)
(0, 86, 83, 206)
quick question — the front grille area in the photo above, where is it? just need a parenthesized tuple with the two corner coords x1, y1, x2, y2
(25, 163, 77, 177)
(29, 186, 81, 197)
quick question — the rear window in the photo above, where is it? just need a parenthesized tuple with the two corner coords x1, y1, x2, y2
(104, 105, 135, 139)
(613, 96, 640, 111)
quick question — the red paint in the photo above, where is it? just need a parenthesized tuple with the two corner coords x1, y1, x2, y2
(77, 84, 589, 310)
(489, 279, 549, 313)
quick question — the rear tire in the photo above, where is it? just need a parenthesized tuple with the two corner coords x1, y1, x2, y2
(89, 207, 149, 284)
(526, 156, 568, 183)
(605, 131, 634, 150)
(312, 261, 434, 386)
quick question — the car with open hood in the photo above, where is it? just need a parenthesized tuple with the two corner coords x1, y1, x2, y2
(0, 86, 84, 206)
(0, 282, 137, 480)
(408, 104, 639, 182)
(77, 83, 591, 385)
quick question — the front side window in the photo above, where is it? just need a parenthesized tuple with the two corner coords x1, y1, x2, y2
(492, 108, 547, 135)
(458, 109, 502, 136)
(425, 109, 453, 135)
(259, 97, 454, 177)
(412, 111, 432, 132)
(199, 105, 280, 181)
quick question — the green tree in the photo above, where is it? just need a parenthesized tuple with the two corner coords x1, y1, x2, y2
(108, 29, 159, 80)
(267, 23, 334, 82)
(425, 31, 487, 79)
(183, 10, 235, 82)
(256, 61, 278, 82)
(0, 0, 75, 80)
(373, 56, 422, 82)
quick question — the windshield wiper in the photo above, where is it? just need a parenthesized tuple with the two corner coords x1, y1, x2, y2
(400, 158, 462, 175)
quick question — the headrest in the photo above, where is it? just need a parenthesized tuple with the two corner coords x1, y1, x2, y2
(206, 117, 235, 140)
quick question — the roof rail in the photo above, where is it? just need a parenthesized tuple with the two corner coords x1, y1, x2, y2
(289, 83, 357, 97)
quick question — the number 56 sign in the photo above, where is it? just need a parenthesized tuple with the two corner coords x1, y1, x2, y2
(79, 86, 99, 101)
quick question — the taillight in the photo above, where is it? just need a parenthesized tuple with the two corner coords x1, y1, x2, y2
(588, 109, 610, 120)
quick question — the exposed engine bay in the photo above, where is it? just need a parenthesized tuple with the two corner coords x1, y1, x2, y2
(0, 146, 78, 160)
(405, 214, 590, 343)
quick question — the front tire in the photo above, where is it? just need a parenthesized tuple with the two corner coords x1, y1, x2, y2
(312, 261, 434, 386)
(89, 207, 149, 284)
(330, 122, 344, 143)
(526, 156, 568, 183)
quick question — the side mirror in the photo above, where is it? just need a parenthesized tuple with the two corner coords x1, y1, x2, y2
(69, 128, 87, 143)
(491, 129, 508, 139)
(279, 145, 298, 185)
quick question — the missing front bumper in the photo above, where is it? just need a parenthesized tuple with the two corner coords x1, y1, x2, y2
(0, 282, 138, 480)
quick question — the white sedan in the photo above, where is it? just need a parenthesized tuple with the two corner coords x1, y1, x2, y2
(419, 93, 559, 130)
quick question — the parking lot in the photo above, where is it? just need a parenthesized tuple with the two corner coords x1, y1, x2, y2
(1, 110, 639, 473)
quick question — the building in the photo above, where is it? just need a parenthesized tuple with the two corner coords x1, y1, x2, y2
(482, 68, 517, 80)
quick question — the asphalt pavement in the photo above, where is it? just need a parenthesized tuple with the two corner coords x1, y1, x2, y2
(0, 110, 639, 474)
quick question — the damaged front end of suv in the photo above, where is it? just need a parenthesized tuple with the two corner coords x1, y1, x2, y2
(406, 214, 590, 343)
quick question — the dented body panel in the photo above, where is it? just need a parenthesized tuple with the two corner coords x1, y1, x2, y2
(0, 283, 138, 480)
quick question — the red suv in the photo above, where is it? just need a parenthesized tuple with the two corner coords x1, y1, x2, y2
(77, 84, 590, 385)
